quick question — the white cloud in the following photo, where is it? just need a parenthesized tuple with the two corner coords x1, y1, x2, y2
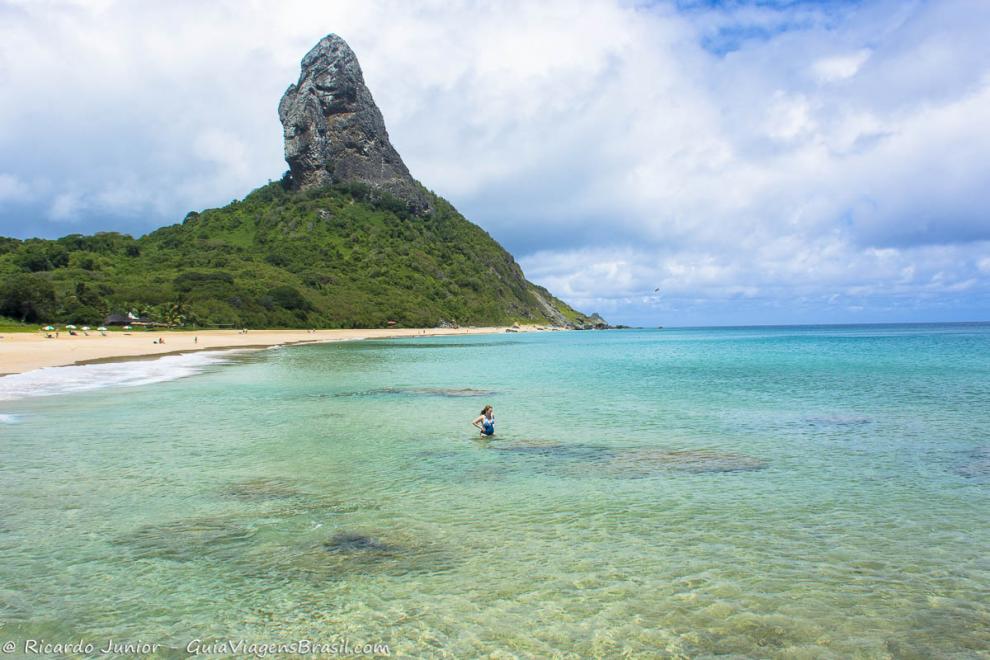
(0, 173, 29, 203)
(764, 92, 816, 142)
(49, 192, 82, 221)
(812, 49, 871, 82)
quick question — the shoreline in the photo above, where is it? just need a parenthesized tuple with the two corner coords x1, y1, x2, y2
(0, 326, 540, 377)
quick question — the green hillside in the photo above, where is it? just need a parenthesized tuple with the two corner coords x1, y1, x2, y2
(0, 181, 585, 329)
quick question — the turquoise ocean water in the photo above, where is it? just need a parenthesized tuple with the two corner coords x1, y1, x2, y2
(1, 324, 988, 657)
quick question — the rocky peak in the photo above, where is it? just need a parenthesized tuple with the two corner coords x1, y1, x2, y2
(278, 34, 430, 212)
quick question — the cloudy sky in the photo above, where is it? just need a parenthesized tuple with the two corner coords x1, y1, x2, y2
(1, 0, 988, 326)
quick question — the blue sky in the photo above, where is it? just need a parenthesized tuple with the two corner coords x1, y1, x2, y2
(1, 0, 988, 326)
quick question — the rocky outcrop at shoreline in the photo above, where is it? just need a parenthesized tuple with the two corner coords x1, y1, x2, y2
(573, 313, 611, 330)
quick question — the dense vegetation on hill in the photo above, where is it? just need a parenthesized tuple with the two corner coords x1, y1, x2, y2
(0, 182, 584, 328)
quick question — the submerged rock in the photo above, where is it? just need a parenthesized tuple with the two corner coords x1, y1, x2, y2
(323, 532, 397, 554)
(219, 479, 378, 516)
(494, 438, 564, 450)
(115, 515, 256, 562)
(278, 34, 431, 212)
(409, 387, 495, 397)
(491, 440, 765, 475)
(494, 440, 615, 463)
(428, 440, 766, 481)
(220, 478, 303, 501)
(245, 528, 456, 582)
(607, 448, 767, 475)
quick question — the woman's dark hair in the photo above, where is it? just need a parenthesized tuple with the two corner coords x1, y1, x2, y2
(480, 405, 493, 415)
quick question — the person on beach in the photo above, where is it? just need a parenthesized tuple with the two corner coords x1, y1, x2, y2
(473, 405, 496, 436)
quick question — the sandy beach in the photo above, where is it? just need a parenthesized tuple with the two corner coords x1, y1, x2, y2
(0, 326, 529, 376)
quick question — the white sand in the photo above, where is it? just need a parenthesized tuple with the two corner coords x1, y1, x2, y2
(0, 326, 534, 376)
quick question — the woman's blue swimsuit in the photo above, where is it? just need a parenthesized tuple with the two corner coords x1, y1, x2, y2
(481, 417, 495, 435)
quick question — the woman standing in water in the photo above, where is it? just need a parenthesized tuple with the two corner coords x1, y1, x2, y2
(473, 405, 496, 436)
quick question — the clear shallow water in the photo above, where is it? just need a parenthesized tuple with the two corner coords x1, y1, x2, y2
(1, 325, 988, 657)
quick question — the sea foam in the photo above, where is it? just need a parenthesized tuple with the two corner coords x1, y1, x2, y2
(0, 351, 240, 402)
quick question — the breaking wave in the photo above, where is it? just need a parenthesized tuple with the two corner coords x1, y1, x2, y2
(0, 351, 242, 402)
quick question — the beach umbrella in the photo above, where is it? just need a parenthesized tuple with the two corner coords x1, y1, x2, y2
(44, 325, 55, 331)
(123, 325, 132, 330)
(97, 326, 107, 331)
(66, 324, 77, 329)
(81, 326, 90, 331)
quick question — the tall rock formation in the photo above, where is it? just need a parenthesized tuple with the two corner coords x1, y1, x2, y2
(278, 34, 431, 212)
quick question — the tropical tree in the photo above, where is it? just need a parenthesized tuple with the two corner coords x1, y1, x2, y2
(0, 273, 56, 322)
(157, 298, 191, 326)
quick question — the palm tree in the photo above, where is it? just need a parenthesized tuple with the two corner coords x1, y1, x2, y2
(159, 297, 191, 327)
